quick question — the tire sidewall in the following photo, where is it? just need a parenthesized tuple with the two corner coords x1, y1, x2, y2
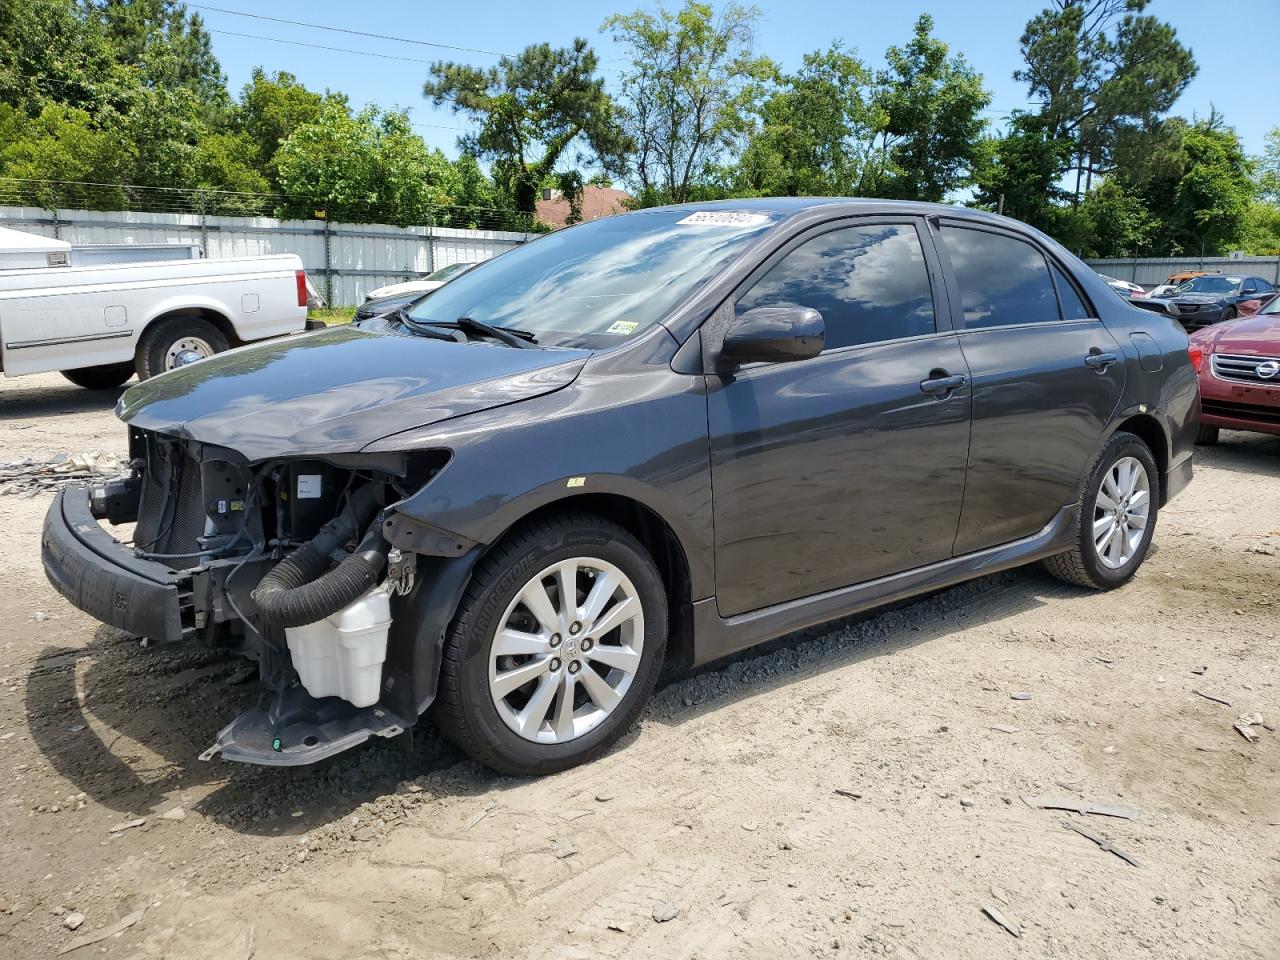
(138, 318, 229, 380)
(1079, 434, 1160, 587)
(452, 524, 667, 773)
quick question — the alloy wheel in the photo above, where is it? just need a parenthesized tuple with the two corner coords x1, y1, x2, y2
(488, 557, 645, 744)
(1092, 456, 1150, 570)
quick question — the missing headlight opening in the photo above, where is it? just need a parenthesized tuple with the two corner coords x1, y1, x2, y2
(74, 428, 451, 767)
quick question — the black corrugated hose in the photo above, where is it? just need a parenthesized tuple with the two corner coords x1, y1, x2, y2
(252, 483, 390, 628)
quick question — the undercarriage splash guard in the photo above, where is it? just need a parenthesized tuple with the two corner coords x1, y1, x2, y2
(199, 685, 410, 767)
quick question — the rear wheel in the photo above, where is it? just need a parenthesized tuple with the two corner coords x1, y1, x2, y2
(436, 513, 667, 776)
(1042, 431, 1159, 589)
(60, 362, 134, 390)
(1195, 423, 1220, 446)
(136, 317, 229, 380)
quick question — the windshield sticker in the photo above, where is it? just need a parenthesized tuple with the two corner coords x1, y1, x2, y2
(676, 211, 770, 227)
(606, 320, 639, 335)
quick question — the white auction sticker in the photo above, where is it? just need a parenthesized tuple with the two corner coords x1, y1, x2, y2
(296, 474, 322, 499)
(676, 211, 770, 227)
(606, 320, 639, 335)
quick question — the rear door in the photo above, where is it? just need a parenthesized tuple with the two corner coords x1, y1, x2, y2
(932, 221, 1126, 555)
(706, 217, 972, 617)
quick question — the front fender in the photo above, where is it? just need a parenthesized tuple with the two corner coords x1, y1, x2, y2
(369, 340, 717, 600)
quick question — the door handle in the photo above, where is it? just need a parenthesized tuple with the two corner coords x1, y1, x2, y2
(919, 373, 967, 397)
(1084, 350, 1119, 372)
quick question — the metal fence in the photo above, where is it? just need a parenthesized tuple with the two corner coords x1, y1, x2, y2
(1086, 256, 1280, 288)
(0, 205, 537, 306)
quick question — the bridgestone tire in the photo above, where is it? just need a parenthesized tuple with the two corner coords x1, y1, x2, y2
(60, 363, 135, 390)
(435, 512, 668, 776)
(1042, 431, 1160, 590)
(136, 317, 229, 380)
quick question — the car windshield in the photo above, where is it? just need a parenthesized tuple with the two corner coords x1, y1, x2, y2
(1260, 295, 1280, 314)
(1178, 276, 1241, 295)
(404, 209, 783, 348)
(425, 262, 472, 282)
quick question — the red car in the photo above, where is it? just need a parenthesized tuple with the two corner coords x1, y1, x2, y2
(1189, 295, 1280, 444)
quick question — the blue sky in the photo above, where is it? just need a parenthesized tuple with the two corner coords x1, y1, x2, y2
(196, 0, 1279, 162)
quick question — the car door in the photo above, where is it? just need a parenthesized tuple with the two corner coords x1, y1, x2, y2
(705, 218, 973, 618)
(932, 221, 1127, 556)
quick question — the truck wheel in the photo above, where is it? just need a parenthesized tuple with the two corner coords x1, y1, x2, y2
(61, 363, 135, 390)
(136, 317, 229, 380)
(1042, 431, 1160, 590)
(1195, 424, 1220, 446)
(436, 512, 668, 776)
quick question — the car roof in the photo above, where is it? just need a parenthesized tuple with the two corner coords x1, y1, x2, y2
(644, 196, 1027, 228)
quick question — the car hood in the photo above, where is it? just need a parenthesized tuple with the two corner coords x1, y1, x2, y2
(1191, 313, 1280, 354)
(117, 326, 590, 461)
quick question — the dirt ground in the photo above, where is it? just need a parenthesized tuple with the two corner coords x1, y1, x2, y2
(0, 370, 1277, 960)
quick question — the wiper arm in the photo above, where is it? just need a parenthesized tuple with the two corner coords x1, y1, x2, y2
(453, 317, 537, 348)
(394, 307, 462, 342)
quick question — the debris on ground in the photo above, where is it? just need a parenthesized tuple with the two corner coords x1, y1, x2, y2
(982, 903, 1022, 937)
(833, 788, 862, 800)
(58, 907, 145, 955)
(161, 806, 187, 821)
(990, 724, 1021, 734)
(108, 817, 145, 833)
(1021, 795, 1141, 820)
(550, 839, 577, 859)
(1010, 692, 1033, 701)
(1234, 720, 1260, 744)
(0, 451, 122, 498)
(652, 901, 679, 923)
(62, 912, 85, 930)
(1192, 689, 1232, 707)
(1062, 820, 1143, 868)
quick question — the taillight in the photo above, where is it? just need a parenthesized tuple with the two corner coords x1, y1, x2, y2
(1188, 342, 1204, 372)
(295, 270, 309, 308)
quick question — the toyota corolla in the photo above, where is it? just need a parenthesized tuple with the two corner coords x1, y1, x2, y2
(42, 199, 1199, 776)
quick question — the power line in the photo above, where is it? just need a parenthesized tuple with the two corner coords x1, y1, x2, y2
(205, 28, 438, 65)
(186, 3, 511, 58)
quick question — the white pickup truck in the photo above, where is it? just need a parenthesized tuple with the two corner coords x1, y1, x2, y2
(0, 254, 312, 389)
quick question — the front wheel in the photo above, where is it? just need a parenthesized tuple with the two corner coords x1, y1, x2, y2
(1042, 431, 1159, 589)
(61, 362, 134, 390)
(435, 513, 668, 776)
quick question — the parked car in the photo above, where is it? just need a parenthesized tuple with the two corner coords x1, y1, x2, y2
(1099, 273, 1147, 299)
(1148, 271, 1216, 299)
(0, 254, 313, 388)
(352, 289, 427, 322)
(1132, 274, 1278, 331)
(363, 261, 477, 302)
(42, 199, 1198, 776)
(1189, 294, 1280, 444)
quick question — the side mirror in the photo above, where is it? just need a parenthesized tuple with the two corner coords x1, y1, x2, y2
(720, 306, 825, 367)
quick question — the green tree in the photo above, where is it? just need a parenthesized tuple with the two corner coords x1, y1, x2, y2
(1147, 118, 1254, 255)
(736, 45, 883, 197)
(0, 103, 133, 207)
(1074, 178, 1157, 256)
(1257, 126, 1280, 203)
(0, 0, 122, 116)
(91, 0, 227, 108)
(423, 39, 627, 215)
(274, 103, 459, 225)
(1016, 0, 1196, 201)
(604, 1, 775, 205)
(971, 112, 1074, 230)
(873, 14, 991, 201)
(236, 69, 347, 187)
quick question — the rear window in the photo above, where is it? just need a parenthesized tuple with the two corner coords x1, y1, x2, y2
(1051, 264, 1092, 320)
(938, 226, 1060, 329)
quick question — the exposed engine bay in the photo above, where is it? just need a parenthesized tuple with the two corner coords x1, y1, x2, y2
(62, 427, 457, 765)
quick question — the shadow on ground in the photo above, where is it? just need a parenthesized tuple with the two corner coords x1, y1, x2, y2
(24, 565, 1073, 837)
(0, 377, 129, 422)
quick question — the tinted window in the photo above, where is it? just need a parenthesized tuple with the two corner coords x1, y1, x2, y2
(1051, 264, 1092, 320)
(735, 224, 935, 350)
(939, 226, 1060, 328)
(1179, 276, 1241, 295)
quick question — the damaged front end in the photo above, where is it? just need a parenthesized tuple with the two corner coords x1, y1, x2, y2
(42, 426, 469, 766)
